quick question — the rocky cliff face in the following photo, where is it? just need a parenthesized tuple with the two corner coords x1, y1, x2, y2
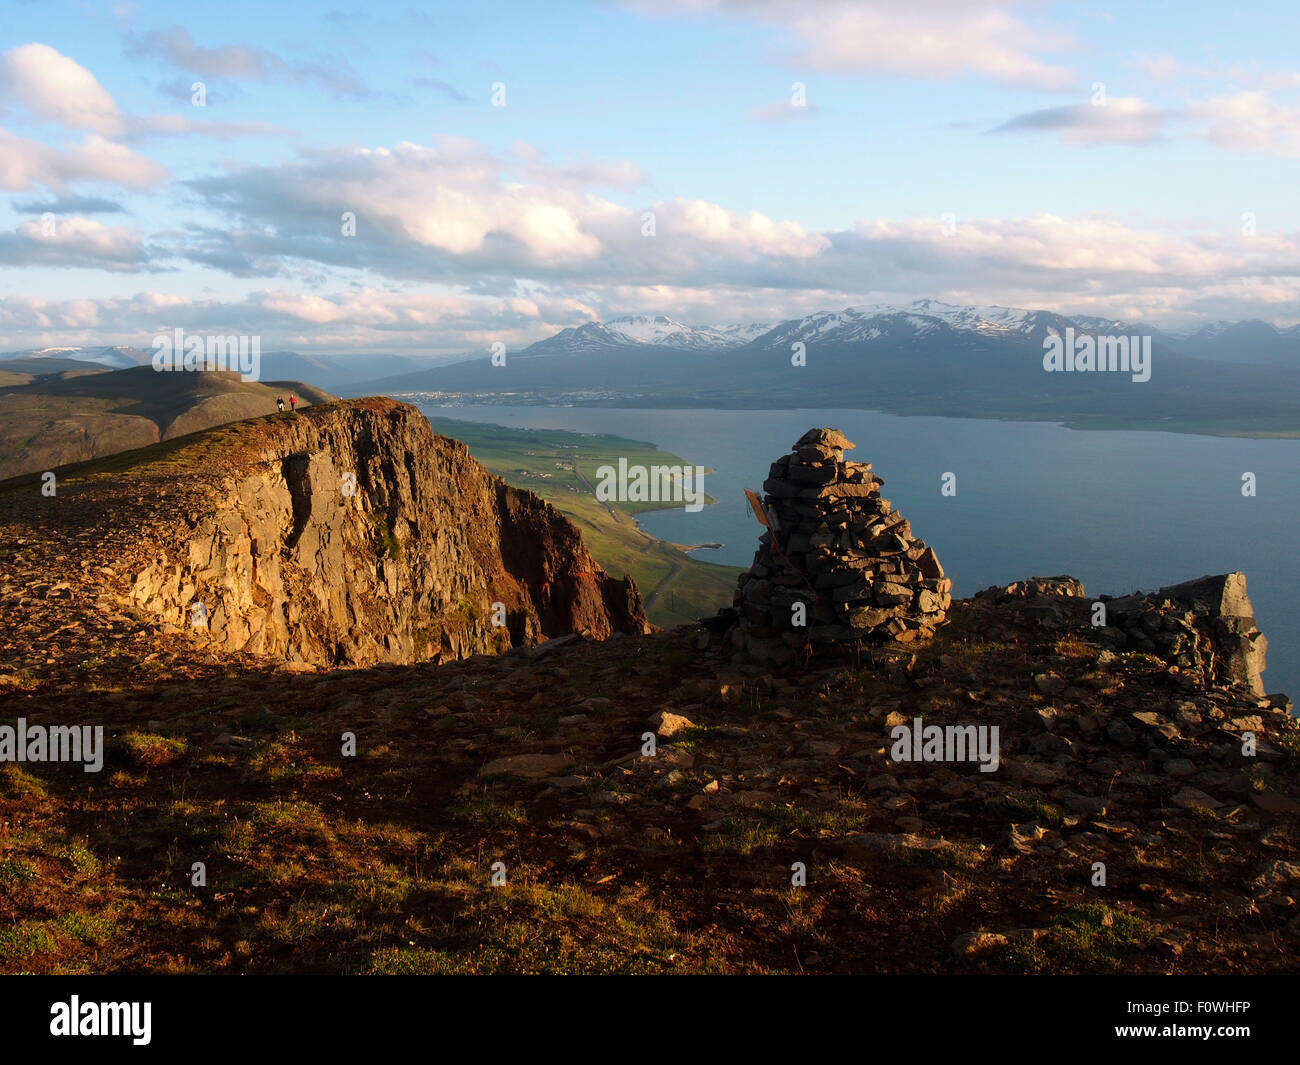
(122, 398, 647, 665)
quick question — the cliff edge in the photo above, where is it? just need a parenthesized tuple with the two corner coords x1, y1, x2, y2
(7, 398, 647, 666)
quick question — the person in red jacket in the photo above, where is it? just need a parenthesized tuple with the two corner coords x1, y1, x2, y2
(289, 394, 297, 411)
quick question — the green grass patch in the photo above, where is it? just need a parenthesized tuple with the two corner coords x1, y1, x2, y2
(54, 913, 117, 946)
(1009, 796, 1065, 828)
(118, 731, 188, 768)
(367, 513, 403, 561)
(1000, 903, 1155, 974)
(885, 839, 983, 870)
(364, 878, 703, 974)
(59, 842, 103, 878)
(665, 725, 715, 753)
(447, 797, 527, 829)
(0, 856, 40, 884)
(0, 923, 57, 960)
(0, 765, 47, 798)
(252, 800, 327, 830)
(702, 815, 782, 855)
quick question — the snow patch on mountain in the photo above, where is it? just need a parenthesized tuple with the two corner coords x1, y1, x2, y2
(604, 314, 772, 351)
(3, 346, 147, 369)
(522, 315, 774, 355)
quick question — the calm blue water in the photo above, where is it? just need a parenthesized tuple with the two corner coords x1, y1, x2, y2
(419, 404, 1300, 699)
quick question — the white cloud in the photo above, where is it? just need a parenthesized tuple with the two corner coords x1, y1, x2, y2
(788, 5, 1074, 89)
(0, 128, 168, 190)
(152, 134, 1300, 335)
(1192, 91, 1300, 157)
(0, 217, 155, 271)
(0, 286, 571, 354)
(0, 43, 124, 134)
(4, 207, 1300, 351)
(626, 0, 1075, 89)
(183, 138, 827, 280)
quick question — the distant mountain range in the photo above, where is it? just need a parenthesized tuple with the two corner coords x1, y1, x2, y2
(340, 300, 1300, 437)
(0, 348, 431, 390)
(341, 300, 1300, 377)
(10, 303, 1298, 384)
(1172, 319, 1300, 366)
(490, 301, 1300, 361)
(9, 300, 1300, 437)
(0, 346, 151, 370)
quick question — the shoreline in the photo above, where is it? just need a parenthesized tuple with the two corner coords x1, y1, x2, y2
(399, 393, 1300, 443)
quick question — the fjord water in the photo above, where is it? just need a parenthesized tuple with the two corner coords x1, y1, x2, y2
(421, 404, 1300, 699)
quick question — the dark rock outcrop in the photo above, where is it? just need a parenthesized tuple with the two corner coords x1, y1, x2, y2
(977, 571, 1270, 697)
(1099, 572, 1268, 695)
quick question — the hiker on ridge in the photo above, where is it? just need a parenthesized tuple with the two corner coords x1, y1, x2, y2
(289, 394, 297, 411)
(276, 397, 284, 412)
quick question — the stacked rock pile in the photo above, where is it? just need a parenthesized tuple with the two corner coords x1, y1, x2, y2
(732, 428, 951, 663)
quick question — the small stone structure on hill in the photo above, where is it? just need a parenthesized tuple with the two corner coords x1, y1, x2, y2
(1102, 573, 1269, 695)
(977, 571, 1271, 696)
(731, 428, 950, 664)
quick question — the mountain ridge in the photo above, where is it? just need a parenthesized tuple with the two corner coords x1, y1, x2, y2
(0, 366, 334, 480)
(338, 302, 1300, 438)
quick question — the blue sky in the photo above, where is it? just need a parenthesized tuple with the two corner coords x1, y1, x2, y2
(1, 0, 1298, 354)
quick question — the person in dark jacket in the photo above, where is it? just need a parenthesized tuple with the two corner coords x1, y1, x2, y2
(276, 397, 284, 412)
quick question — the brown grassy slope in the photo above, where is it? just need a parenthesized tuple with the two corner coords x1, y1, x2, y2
(0, 367, 334, 479)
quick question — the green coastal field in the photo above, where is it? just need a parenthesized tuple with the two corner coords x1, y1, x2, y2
(424, 417, 742, 627)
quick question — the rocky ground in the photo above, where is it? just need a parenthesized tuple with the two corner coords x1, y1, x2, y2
(1, 516, 1297, 973)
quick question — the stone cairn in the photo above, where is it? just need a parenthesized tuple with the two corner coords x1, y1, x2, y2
(732, 428, 951, 664)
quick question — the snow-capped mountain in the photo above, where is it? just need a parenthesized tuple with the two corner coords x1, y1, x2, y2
(346, 297, 1300, 437)
(604, 315, 750, 350)
(520, 315, 773, 356)
(712, 321, 774, 346)
(514, 301, 1167, 359)
(518, 322, 650, 357)
(2, 345, 149, 369)
(504, 300, 1230, 366)
(745, 300, 1143, 351)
